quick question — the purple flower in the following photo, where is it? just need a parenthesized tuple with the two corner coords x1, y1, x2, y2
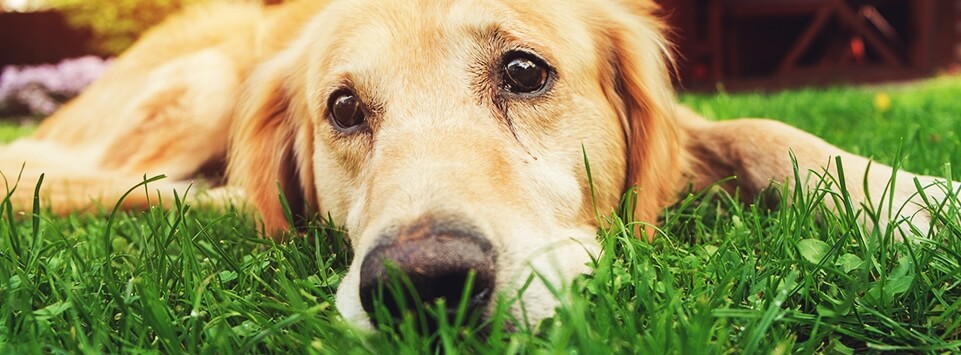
(0, 56, 113, 116)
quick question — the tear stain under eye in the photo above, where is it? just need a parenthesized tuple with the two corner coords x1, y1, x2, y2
(502, 105, 538, 161)
(485, 59, 539, 162)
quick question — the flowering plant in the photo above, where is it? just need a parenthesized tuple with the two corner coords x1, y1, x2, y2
(0, 56, 112, 117)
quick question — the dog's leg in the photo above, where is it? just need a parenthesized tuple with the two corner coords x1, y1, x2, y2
(0, 140, 211, 216)
(1, 171, 198, 217)
(678, 107, 958, 237)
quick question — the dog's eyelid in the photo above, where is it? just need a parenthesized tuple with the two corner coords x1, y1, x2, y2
(324, 80, 357, 102)
(503, 47, 552, 66)
(511, 46, 543, 57)
(322, 81, 369, 108)
(482, 23, 555, 63)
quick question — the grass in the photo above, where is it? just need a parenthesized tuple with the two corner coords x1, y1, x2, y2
(2, 77, 961, 353)
(0, 120, 37, 144)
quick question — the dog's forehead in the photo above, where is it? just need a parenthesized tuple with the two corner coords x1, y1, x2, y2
(313, 0, 598, 77)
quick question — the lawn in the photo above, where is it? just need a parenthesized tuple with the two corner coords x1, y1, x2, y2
(2, 77, 961, 353)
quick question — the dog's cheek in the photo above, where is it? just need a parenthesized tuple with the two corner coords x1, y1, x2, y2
(494, 223, 599, 325)
(310, 137, 366, 229)
(544, 96, 627, 222)
(505, 96, 624, 224)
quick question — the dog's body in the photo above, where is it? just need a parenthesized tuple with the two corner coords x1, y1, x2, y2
(1, 0, 955, 330)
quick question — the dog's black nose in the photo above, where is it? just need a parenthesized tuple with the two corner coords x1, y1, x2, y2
(359, 219, 496, 330)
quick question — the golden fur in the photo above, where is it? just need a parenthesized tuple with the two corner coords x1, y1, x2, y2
(1, 0, 954, 329)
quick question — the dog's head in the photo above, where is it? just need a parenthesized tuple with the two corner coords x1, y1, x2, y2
(229, 0, 682, 330)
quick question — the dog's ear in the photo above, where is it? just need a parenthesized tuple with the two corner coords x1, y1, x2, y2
(228, 53, 316, 238)
(600, 1, 684, 240)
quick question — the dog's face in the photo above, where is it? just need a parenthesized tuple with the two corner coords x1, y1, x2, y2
(230, 0, 680, 330)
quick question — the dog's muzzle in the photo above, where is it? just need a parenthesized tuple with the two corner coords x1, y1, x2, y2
(358, 217, 497, 330)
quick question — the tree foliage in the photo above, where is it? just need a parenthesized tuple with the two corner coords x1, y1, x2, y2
(46, 0, 209, 55)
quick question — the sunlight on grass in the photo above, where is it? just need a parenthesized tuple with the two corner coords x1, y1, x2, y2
(2, 77, 960, 352)
(680, 76, 961, 179)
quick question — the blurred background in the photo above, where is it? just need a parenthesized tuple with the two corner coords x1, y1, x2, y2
(663, 0, 961, 91)
(1, 0, 212, 61)
(0, 0, 278, 119)
(0, 0, 959, 118)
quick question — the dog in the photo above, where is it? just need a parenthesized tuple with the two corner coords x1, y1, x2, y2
(1, 0, 956, 331)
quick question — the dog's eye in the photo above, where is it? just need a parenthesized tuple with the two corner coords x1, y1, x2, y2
(501, 52, 549, 94)
(328, 90, 367, 130)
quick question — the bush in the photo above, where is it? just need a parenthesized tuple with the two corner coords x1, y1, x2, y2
(0, 56, 112, 117)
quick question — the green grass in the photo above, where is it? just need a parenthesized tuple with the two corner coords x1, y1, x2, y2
(2, 77, 961, 353)
(0, 121, 37, 144)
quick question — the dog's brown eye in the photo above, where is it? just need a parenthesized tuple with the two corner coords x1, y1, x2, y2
(502, 52, 549, 94)
(328, 90, 367, 130)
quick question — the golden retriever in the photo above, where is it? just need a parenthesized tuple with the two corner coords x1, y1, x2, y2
(1, 0, 956, 331)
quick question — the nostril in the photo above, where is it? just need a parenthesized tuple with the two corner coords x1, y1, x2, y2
(358, 224, 496, 330)
(408, 264, 495, 319)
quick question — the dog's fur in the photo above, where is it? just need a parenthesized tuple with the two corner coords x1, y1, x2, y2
(1, 0, 955, 329)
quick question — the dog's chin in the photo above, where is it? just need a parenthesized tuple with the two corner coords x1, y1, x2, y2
(335, 258, 374, 331)
(334, 225, 600, 333)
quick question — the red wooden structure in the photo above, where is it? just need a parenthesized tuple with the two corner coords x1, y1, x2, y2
(660, 0, 960, 90)
(0, 11, 91, 67)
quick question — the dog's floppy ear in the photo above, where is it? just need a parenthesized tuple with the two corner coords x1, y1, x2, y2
(228, 52, 316, 238)
(600, 1, 684, 240)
